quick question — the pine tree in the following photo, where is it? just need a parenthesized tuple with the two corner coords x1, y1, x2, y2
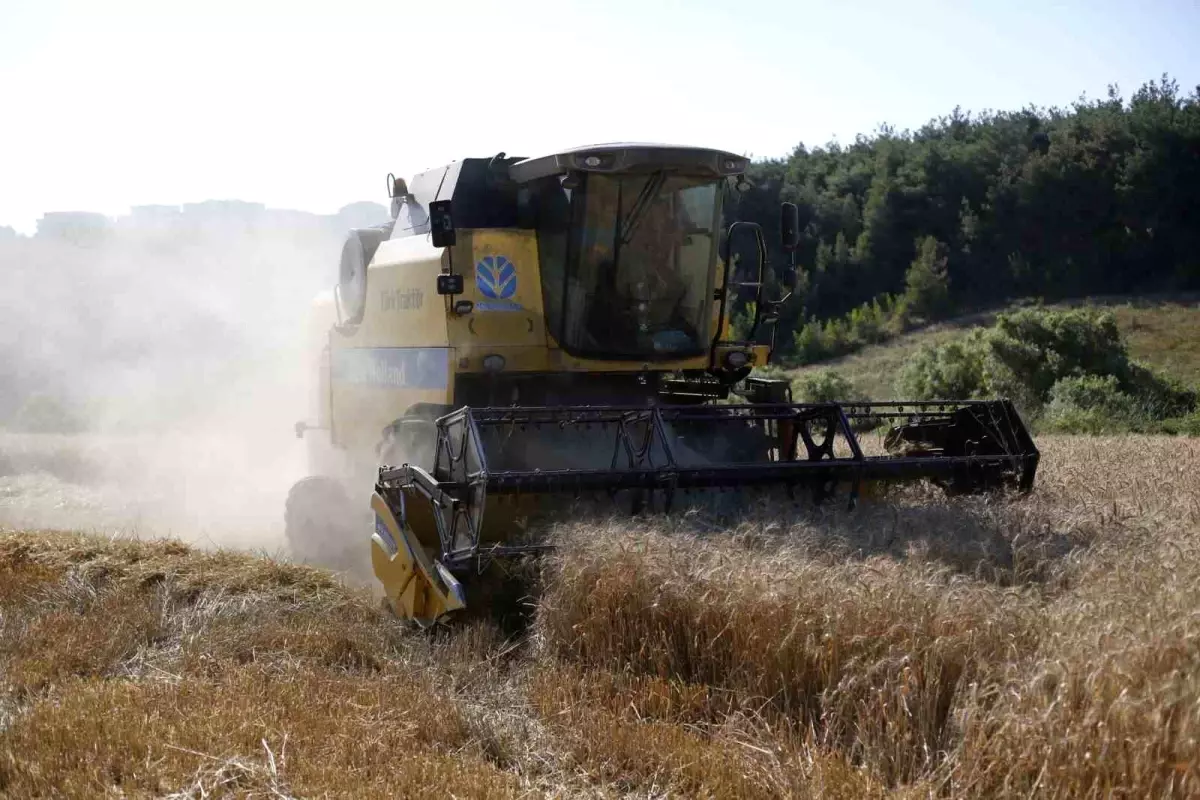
(903, 236, 951, 320)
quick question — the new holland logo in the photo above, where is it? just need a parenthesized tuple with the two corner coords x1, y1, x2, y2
(474, 255, 522, 311)
(475, 255, 517, 299)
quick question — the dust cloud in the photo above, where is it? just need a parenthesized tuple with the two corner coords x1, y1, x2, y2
(0, 200, 387, 553)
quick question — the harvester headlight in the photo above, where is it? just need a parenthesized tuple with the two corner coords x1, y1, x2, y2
(482, 354, 506, 372)
(725, 350, 750, 369)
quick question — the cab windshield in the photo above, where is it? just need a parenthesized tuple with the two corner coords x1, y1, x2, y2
(532, 172, 721, 360)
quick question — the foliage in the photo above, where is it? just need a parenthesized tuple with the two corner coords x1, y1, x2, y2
(792, 293, 908, 363)
(895, 306, 1198, 432)
(1041, 375, 1141, 434)
(793, 369, 859, 403)
(729, 76, 1200, 363)
(902, 236, 951, 321)
(7, 393, 84, 434)
(895, 332, 989, 401)
(728, 301, 756, 342)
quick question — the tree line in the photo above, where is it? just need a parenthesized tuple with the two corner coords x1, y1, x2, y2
(728, 75, 1200, 363)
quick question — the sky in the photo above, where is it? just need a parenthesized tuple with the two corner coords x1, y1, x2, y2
(1, 0, 1197, 234)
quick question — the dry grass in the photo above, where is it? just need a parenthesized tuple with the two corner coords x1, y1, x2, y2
(1115, 298, 1200, 386)
(2, 435, 1200, 797)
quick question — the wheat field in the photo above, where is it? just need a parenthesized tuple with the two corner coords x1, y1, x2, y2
(1, 435, 1198, 798)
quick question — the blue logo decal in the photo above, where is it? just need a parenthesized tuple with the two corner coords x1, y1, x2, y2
(475, 255, 517, 300)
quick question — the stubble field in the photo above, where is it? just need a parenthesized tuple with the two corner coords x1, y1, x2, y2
(1, 434, 1198, 798)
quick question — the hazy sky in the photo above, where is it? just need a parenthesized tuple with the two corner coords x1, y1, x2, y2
(1, 0, 1196, 234)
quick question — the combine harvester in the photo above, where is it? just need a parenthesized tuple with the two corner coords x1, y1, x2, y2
(289, 144, 1039, 626)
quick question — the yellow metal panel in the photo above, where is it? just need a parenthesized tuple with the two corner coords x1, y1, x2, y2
(349, 235, 450, 349)
(448, 230, 547, 351)
(370, 492, 465, 625)
(329, 235, 453, 456)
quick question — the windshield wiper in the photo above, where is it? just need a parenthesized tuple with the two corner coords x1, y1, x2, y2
(618, 170, 666, 246)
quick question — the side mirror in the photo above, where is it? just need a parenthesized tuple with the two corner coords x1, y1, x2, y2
(430, 200, 456, 248)
(780, 202, 801, 251)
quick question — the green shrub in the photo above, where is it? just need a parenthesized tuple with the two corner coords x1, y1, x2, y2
(894, 306, 1198, 433)
(793, 322, 828, 362)
(982, 307, 1128, 403)
(9, 393, 85, 434)
(791, 293, 910, 365)
(1124, 362, 1198, 419)
(1155, 412, 1200, 436)
(1041, 375, 1139, 434)
(1047, 374, 1136, 414)
(794, 369, 859, 403)
(896, 332, 989, 400)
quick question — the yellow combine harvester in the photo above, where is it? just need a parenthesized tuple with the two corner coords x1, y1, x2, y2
(289, 144, 1039, 626)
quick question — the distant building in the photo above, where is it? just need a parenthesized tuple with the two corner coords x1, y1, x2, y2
(35, 211, 112, 243)
(181, 199, 266, 216)
(128, 204, 182, 225)
(180, 200, 268, 234)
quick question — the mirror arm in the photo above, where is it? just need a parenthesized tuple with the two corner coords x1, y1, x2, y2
(747, 225, 768, 341)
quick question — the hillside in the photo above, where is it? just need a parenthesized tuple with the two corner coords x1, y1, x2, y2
(788, 296, 1200, 401)
(3, 435, 1200, 798)
(734, 76, 1200, 360)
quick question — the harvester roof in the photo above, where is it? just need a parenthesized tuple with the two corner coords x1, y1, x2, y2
(393, 143, 749, 238)
(508, 142, 750, 182)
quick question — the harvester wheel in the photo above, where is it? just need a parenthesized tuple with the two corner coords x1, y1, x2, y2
(284, 475, 369, 572)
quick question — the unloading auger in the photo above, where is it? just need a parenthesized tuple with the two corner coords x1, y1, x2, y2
(287, 143, 1040, 626)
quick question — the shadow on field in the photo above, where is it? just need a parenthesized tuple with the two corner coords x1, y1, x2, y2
(796, 499, 1080, 587)
(411, 489, 1093, 645)
(616, 486, 1086, 590)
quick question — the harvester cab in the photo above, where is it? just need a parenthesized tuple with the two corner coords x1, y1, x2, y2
(288, 143, 1039, 626)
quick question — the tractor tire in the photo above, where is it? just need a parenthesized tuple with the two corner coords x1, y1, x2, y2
(283, 475, 370, 573)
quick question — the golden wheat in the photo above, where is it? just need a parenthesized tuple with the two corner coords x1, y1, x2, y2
(1, 434, 1198, 797)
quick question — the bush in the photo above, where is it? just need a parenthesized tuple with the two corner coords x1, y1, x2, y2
(896, 332, 989, 401)
(894, 306, 1198, 433)
(1041, 375, 1140, 434)
(1124, 362, 1198, 419)
(794, 369, 858, 403)
(982, 308, 1128, 403)
(790, 293, 910, 365)
(1156, 412, 1200, 436)
(8, 393, 85, 434)
(1047, 374, 1136, 414)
